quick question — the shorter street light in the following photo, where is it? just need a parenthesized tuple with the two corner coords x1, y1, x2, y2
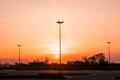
(18, 45, 21, 64)
(107, 42, 111, 69)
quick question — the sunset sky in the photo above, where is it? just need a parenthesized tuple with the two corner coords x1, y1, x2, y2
(0, 0, 120, 63)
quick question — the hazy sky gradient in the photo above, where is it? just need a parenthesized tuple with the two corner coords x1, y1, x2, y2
(0, 0, 120, 63)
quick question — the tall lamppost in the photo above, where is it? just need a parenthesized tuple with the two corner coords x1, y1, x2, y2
(18, 45, 21, 64)
(57, 21, 64, 74)
(107, 42, 111, 69)
(107, 42, 111, 64)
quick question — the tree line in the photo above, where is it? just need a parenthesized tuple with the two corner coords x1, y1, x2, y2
(1, 53, 120, 70)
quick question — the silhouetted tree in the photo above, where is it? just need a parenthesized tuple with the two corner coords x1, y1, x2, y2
(95, 53, 107, 64)
(82, 56, 89, 64)
(44, 57, 49, 64)
(88, 56, 97, 64)
(82, 53, 108, 64)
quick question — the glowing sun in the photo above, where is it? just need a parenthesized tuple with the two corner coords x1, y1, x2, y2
(55, 54, 59, 58)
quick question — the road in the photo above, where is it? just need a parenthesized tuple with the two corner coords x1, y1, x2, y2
(0, 70, 120, 80)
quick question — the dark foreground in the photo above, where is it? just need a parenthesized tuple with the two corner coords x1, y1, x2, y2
(0, 70, 120, 80)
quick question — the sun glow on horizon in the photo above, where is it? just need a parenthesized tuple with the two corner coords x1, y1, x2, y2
(55, 54, 59, 59)
(47, 43, 69, 54)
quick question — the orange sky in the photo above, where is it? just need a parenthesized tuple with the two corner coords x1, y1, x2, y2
(0, 0, 120, 63)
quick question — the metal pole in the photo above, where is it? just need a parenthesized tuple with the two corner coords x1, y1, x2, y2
(57, 21, 64, 74)
(107, 42, 111, 69)
(59, 23, 61, 73)
(107, 42, 111, 64)
(18, 45, 21, 64)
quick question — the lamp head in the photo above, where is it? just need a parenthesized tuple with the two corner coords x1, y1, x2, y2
(107, 42, 111, 44)
(18, 45, 21, 46)
(57, 21, 64, 24)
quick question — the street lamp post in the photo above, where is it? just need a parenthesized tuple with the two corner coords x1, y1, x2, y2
(107, 42, 111, 69)
(107, 42, 111, 64)
(18, 45, 21, 64)
(57, 21, 64, 75)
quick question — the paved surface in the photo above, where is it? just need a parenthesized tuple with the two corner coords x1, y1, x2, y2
(0, 70, 120, 80)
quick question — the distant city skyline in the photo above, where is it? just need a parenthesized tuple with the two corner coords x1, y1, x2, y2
(0, 0, 120, 63)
